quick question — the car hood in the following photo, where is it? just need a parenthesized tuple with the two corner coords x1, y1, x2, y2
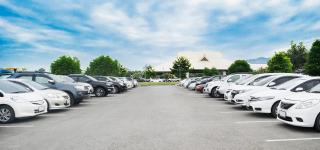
(230, 85, 258, 91)
(39, 89, 68, 96)
(250, 89, 288, 98)
(284, 92, 320, 101)
(6, 92, 44, 102)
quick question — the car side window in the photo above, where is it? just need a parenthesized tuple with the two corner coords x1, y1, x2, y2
(17, 75, 33, 81)
(293, 80, 320, 92)
(270, 76, 298, 87)
(69, 76, 78, 81)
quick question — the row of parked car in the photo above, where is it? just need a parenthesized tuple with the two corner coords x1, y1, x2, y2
(0, 72, 138, 123)
(180, 73, 320, 131)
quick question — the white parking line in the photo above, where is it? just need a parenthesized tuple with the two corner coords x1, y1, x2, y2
(219, 111, 248, 114)
(266, 137, 320, 142)
(40, 114, 66, 117)
(0, 125, 34, 128)
(235, 120, 279, 124)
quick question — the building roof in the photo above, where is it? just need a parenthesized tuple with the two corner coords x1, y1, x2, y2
(154, 51, 267, 72)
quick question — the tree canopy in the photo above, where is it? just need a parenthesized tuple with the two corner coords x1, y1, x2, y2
(287, 41, 308, 71)
(51, 55, 81, 75)
(170, 56, 192, 78)
(85, 55, 127, 76)
(203, 67, 219, 76)
(305, 40, 320, 76)
(267, 52, 293, 73)
(228, 60, 252, 74)
(143, 65, 156, 78)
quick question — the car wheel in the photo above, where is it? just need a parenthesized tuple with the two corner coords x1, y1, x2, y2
(314, 113, 320, 132)
(0, 105, 15, 124)
(112, 86, 119, 94)
(67, 92, 75, 106)
(271, 101, 280, 118)
(95, 87, 106, 97)
(211, 87, 220, 98)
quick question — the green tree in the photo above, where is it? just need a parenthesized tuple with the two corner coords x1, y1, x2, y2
(170, 56, 192, 78)
(253, 67, 268, 74)
(203, 67, 219, 76)
(228, 60, 252, 74)
(162, 73, 174, 79)
(38, 68, 46, 72)
(144, 65, 156, 78)
(267, 52, 293, 73)
(50, 55, 81, 75)
(287, 41, 308, 71)
(85, 55, 126, 76)
(305, 40, 320, 76)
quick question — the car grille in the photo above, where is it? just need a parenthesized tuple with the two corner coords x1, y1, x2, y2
(280, 102, 295, 110)
(278, 114, 293, 122)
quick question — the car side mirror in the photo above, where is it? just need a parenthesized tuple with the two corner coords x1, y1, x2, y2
(48, 79, 55, 84)
(295, 87, 304, 92)
(227, 79, 232, 82)
(0, 92, 4, 97)
(268, 82, 276, 87)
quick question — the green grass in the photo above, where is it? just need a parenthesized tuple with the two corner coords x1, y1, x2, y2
(139, 82, 178, 86)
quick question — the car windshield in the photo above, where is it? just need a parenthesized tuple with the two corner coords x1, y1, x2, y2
(308, 84, 320, 93)
(0, 80, 31, 93)
(20, 79, 49, 90)
(275, 78, 307, 90)
(254, 76, 278, 86)
(50, 75, 75, 82)
(236, 75, 256, 85)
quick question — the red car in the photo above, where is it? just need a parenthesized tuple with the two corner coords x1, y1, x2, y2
(195, 84, 205, 93)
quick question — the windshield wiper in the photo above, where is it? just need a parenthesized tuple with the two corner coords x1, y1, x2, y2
(12, 91, 27, 93)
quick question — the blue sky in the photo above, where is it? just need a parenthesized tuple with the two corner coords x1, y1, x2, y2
(0, 0, 320, 71)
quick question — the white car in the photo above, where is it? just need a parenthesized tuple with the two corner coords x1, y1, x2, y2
(249, 77, 320, 117)
(0, 80, 47, 123)
(8, 79, 71, 111)
(233, 74, 306, 106)
(203, 74, 251, 98)
(277, 84, 320, 131)
(118, 77, 134, 89)
(188, 82, 197, 90)
(224, 73, 280, 102)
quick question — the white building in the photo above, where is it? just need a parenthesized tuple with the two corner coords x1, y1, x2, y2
(154, 51, 267, 75)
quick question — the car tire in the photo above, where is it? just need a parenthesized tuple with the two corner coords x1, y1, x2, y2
(271, 101, 280, 118)
(113, 86, 119, 94)
(67, 92, 75, 106)
(95, 87, 106, 97)
(0, 105, 15, 124)
(314, 113, 320, 132)
(211, 87, 220, 98)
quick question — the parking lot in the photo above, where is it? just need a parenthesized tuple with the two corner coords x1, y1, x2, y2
(1, 86, 320, 150)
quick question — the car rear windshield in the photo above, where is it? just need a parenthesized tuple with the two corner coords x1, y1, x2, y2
(0, 80, 31, 93)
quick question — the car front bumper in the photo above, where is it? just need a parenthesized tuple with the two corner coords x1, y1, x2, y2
(14, 102, 47, 118)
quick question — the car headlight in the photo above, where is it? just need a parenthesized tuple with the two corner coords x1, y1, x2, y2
(295, 99, 320, 109)
(106, 82, 113, 86)
(256, 96, 275, 101)
(75, 85, 85, 91)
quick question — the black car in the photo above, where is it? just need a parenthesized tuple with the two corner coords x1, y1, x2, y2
(93, 76, 127, 93)
(9, 72, 90, 105)
(68, 74, 114, 97)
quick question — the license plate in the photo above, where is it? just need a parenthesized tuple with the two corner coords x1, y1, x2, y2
(279, 110, 286, 117)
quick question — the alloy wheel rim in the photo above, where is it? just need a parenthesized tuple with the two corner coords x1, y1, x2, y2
(0, 108, 11, 122)
(96, 88, 105, 96)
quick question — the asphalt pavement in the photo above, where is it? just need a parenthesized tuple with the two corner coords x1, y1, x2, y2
(1, 86, 320, 150)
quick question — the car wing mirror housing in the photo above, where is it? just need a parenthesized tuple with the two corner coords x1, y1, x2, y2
(48, 79, 55, 84)
(295, 87, 304, 92)
(268, 82, 276, 87)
